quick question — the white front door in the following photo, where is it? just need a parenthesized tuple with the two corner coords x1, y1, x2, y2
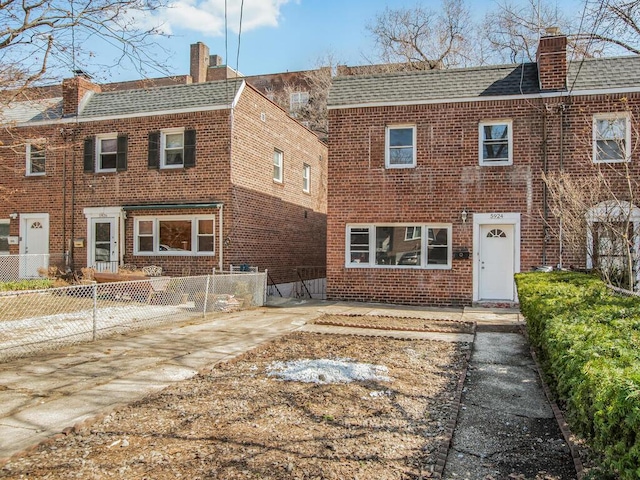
(19, 213, 50, 278)
(90, 218, 118, 273)
(479, 224, 515, 300)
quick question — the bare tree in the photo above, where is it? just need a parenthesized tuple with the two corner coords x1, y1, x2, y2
(366, 0, 478, 70)
(576, 0, 640, 56)
(0, 0, 168, 99)
(543, 110, 640, 290)
(483, 0, 575, 62)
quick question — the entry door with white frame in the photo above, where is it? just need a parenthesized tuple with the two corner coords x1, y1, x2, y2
(90, 217, 118, 273)
(19, 213, 50, 278)
(473, 213, 520, 302)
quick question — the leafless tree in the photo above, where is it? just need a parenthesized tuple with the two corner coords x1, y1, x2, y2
(483, 0, 575, 62)
(366, 0, 478, 70)
(0, 0, 168, 100)
(576, 0, 640, 56)
(543, 109, 640, 290)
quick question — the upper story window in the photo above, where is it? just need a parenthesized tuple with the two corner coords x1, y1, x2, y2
(96, 134, 117, 172)
(386, 125, 416, 168)
(26, 141, 46, 176)
(303, 163, 310, 193)
(134, 215, 215, 256)
(273, 149, 283, 183)
(290, 91, 309, 114)
(479, 120, 512, 166)
(147, 129, 196, 170)
(0, 220, 9, 253)
(593, 113, 631, 163)
(84, 135, 127, 173)
(346, 224, 451, 269)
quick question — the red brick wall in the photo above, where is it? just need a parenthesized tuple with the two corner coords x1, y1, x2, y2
(230, 85, 327, 283)
(0, 83, 327, 283)
(327, 92, 640, 306)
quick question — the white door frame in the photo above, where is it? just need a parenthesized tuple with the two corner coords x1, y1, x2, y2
(83, 207, 126, 269)
(472, 212, 521, 302)
(19, 213, 50, 278)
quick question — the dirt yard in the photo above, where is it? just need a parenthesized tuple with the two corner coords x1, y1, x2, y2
(0, 316, 471, 479)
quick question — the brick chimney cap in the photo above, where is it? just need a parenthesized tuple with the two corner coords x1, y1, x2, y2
(544, 26, 561, 36)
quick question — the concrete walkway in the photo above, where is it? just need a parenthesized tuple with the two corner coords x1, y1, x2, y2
(0, 300, 578, 478)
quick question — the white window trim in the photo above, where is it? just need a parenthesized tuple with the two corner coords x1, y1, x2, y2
(592, 112, 631, 164)
(133, 215, 215, 256)
(273, 149, 283, 183)
(290, 91, 309, 112)
(160, 128, 185, 169)
(25, 140, 46, 177)
(479, 119, 513, 166)
(302, 163, 310, 193)
(345, 223, 452, 269)
(385, 125, 417, 169)
(0, 219, 9, 254)
(95, 133, 118, 173)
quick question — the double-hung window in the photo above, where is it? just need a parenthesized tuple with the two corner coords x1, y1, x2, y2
(346, 224, 451, 269)
(479, 120, 512, 166)
(134, 216, 215, 255)
(386, 125, 416, 168)
(96, 134, 118, 172)
(302, 163, 310, 193)
(147, 129, 196, 169)
(593, 113, 631, 163)
(26, 141, 46, 176)
(84, 134, 127, 172)
(273, 149, 283, 183)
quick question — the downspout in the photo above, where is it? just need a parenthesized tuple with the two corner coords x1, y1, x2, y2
(542, 106, 548, 266)
(62, 149, 68, 269)
(218, 205, 223, 271)
(70, 150, 76, 269)
(558, 103, 565, 269)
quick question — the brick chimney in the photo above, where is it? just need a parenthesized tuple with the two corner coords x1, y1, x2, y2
(190, 42, 210, 83)
(62, 75, 101, 117)
(536, 27, 567, 91)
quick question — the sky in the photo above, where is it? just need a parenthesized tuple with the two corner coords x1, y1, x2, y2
(93, 0, 584, 83)
(99, 0, 491, 82)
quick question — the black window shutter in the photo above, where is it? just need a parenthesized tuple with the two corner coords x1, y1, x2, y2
(184, 129, 196, 168)
(116, 134, 128, 171)
(148, 131, 160, 169)
(83, 137, 95, 172)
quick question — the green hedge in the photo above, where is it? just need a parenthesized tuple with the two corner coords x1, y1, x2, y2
(515, 272, 640, 479)
(0, 279, 54, 292)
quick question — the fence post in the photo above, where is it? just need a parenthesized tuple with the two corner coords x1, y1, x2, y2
(203, 274, 211, 317)
(92, 283, 98, 341)
(263, 269, 268, 306)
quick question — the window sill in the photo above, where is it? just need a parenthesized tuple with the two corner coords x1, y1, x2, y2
(25, 173, 46, 177)
(345, 264, 451, 270)
(134, 252, 215, 257)
(479, 161, 512, 167)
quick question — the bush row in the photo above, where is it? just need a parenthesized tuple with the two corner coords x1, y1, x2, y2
(515, 271, 640, 479)
(0, 279, 54, 292)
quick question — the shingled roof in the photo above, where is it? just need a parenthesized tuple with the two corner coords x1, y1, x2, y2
(327, 56, 640, 108)
(79, 79, 244, 118)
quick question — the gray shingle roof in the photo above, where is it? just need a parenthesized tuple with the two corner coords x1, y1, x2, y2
(328, 56, 640, 107)
(79, 79, 244, 118)
(1, 97, 62, 124)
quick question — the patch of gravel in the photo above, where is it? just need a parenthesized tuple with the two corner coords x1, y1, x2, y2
(311, 314, 475, 334)
(0, 332, 470, 480)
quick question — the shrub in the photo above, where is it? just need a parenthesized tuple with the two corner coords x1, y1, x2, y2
(0, 279, 54, 292)
(516, 271, 640, 479)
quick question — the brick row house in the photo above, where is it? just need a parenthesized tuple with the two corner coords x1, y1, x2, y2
(0, 76, 327, 284)
(327, 33, 640, 306)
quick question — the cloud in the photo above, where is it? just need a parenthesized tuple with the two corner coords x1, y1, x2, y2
(147, 0, 294, 37)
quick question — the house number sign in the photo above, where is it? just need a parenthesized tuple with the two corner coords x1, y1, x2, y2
(490, 213, 504, 220)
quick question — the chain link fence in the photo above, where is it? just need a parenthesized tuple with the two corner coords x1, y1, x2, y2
(0, 272, 266, 362)
(0, 254, 68, 281)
